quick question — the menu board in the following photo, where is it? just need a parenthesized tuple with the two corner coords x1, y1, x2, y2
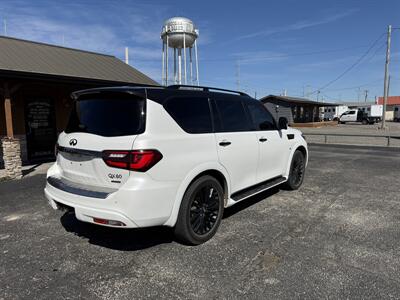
(25, 99, 57, 160)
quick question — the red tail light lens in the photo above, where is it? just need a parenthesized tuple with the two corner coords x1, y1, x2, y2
(102, 150, 162, 172)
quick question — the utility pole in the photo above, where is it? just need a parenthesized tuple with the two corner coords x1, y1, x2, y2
(364, 90, 369, 102)
(236, 59, 241, 92)
(381, 25, 391, 129)
(3, 19, 7, 36)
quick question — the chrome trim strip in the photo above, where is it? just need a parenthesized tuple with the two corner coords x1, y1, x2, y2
(57, 146, 103, 158)
(47, 176, 117, 199)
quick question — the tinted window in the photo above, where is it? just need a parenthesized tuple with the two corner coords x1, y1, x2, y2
(215, 98, 253, 132)
(349, 111, 356, 115)
(246, 101, 276, 130)
(165, 97, 212, 133)
(65, 94, 145, 137)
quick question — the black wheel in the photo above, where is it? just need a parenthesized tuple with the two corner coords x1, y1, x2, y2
(362, 119, 368, 125)
(284, 150, 306, 190)
(174, 175, 224, 245)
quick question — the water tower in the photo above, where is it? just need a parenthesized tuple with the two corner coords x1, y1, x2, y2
(161, 17, 199, 86)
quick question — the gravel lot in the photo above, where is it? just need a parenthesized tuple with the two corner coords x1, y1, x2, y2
(1, 144, 400, 299)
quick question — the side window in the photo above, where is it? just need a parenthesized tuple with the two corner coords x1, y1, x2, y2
(215, 98, 253, 132)
(164, 97, 212, 133)
(349, 111, 356, 115)
(246, 101, 276, 131)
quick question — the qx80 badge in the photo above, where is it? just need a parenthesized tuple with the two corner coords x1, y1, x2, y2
(69, 139, 78, 146)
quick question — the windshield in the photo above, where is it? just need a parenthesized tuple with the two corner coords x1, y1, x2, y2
(65, 92, 145, 137)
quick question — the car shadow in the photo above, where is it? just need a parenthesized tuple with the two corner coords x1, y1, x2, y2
(60, 187, 280, 250)
(223, 187, 280, 219)
(60, 212, 175, 251)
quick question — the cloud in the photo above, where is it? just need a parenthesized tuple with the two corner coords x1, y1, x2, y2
(235, 9, 358, 41)
(0, 0, 166, 55)
(231, 50, 290, 64)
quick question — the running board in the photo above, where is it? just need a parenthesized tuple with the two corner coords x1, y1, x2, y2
(231, 176, 286, 202)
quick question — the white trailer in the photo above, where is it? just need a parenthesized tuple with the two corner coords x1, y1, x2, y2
(323, 105, 348, 121)
(369, 104, 383, 118)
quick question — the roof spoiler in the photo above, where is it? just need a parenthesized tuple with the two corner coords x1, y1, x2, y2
(167, 84, 250, 97)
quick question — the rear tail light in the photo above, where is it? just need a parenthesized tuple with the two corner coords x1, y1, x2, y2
(102, 150, 162, 172)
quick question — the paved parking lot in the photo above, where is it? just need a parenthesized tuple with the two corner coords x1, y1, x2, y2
(1, 144, 400, 299)
(301, 122, 400, 147)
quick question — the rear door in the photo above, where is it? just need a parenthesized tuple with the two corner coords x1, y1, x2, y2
(212, 96, 258, 194)
(245, 100, 288, 182)
(57, 92, 146, 188)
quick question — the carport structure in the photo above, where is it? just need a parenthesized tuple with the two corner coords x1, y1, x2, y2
(0, 36, 158, 179)
(260, 95, 338, 124)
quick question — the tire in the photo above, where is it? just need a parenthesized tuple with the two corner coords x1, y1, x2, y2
(362, 119, 368, 125)
(174, 175, 224, 245)
(284, 150, 306, 190)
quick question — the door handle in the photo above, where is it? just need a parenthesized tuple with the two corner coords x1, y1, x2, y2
(219, 140, 231, 147)
(259, 137, 268, 142)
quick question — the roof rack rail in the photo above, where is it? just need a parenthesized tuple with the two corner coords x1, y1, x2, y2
(167, 85, 250, 97)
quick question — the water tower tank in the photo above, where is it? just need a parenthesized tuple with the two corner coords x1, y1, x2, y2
(161, 17, 200, 86)
(161, 17, 198, 48)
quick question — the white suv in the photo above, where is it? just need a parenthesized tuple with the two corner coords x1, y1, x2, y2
(45, 85, 308, 245)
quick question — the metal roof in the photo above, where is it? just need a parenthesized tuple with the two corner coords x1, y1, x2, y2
(260, 95, 338, 107)
(0, 36, 158, 85)
(377, 96, 400, 105)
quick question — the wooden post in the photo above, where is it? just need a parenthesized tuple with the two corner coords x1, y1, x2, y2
(4, 99, 14, 138)
(3, 83, 15, 138)
(1, 82, 23, 179)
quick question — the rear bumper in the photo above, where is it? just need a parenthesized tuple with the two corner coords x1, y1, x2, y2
(45, 186, 139, 228)
(44, 164, 180, 228)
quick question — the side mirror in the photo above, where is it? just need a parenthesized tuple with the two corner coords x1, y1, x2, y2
(278, 117, 288, 130)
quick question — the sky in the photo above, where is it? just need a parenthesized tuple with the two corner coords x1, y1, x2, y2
(0, 0, 399, 102)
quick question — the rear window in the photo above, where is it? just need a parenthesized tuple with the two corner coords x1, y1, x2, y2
(164, 97, 212, 133)
(215, 98, 253, 132)
(65, 93, 145, 137)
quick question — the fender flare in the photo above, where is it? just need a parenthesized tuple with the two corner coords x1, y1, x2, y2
(163, 162, 230, 227)
(284, 142, 308, 178)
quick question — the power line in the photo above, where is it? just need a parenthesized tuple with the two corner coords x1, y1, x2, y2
(309, 32, 386, 95)
(324, 78, 383, 92)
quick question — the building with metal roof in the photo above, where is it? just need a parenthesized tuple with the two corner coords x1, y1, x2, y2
(0, 36, 158, 178)
(260, 95, 338, 124)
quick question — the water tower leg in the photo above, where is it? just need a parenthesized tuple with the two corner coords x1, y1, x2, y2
(194, 40, 199, 86)
(174, 48, 177, 84)
(183, 33, 187, 84)
(162, 41, 165, 86)
(166, 36, 169, 85)
(178, 48, 182, 85)
(189, 47, 193, 85)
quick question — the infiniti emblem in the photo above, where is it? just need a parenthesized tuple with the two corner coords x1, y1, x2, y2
(69, 139, 77, 146)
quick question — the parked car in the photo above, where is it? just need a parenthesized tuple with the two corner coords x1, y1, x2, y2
(339, 106, 382, 125)
(44, 85, 308, 245)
